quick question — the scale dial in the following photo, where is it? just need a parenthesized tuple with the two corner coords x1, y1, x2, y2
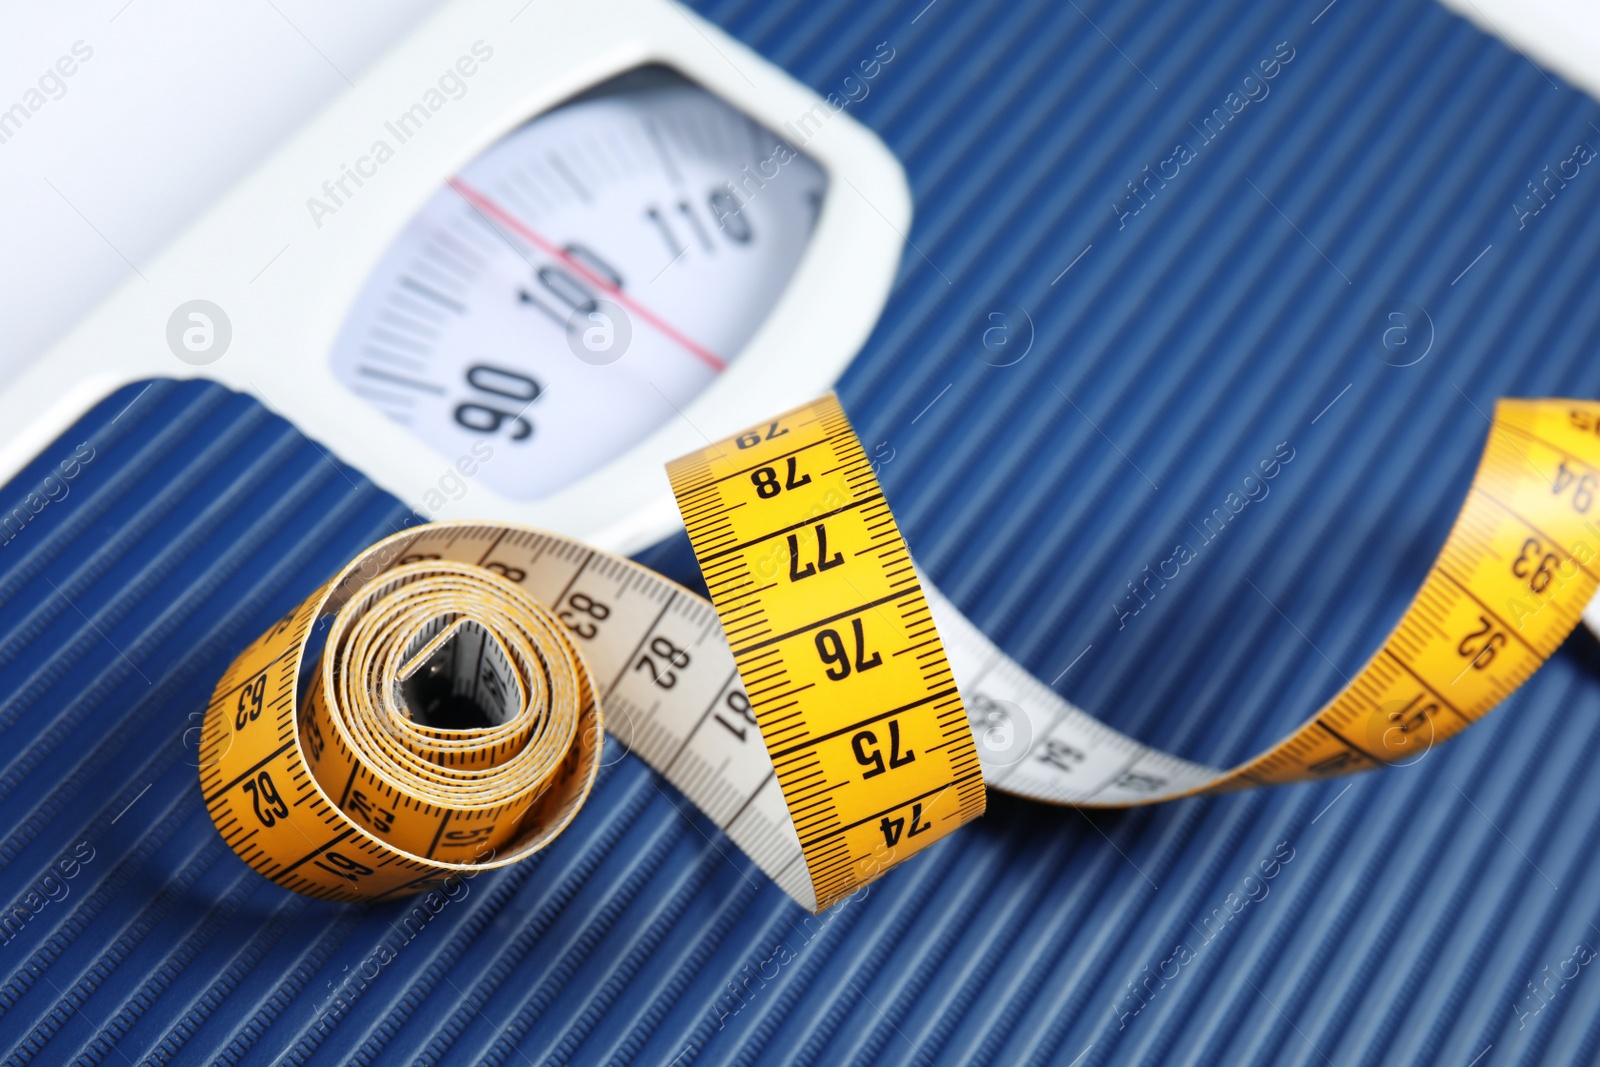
(330, 71, 827, 501)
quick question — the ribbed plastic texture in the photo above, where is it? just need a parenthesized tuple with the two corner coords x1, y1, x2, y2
(4, 0, 1600, 1062)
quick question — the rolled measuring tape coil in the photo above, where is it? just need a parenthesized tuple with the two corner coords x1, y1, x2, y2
(200, 394, 1600, 912)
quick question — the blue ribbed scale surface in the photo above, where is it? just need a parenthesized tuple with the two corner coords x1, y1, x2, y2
(4, 0, 1600, 1062)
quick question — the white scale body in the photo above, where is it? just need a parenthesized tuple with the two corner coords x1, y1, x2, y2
(0, 0, 909, 557)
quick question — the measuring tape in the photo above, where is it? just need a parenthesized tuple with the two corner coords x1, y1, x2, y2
(200, 394, 1600, 912)
(945, 396, 1600, 804)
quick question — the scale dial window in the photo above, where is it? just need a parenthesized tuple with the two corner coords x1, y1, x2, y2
(329, 68, 827, 500)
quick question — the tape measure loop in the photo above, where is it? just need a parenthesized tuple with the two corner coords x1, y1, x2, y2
(201, 541, 603, 901)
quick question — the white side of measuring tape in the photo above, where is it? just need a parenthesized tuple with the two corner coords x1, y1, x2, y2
(544, 560, 1223, 909)
(567, 556, 1222, 911)
(924, 583, 1222, 804)
(550, 559, 1235, 908)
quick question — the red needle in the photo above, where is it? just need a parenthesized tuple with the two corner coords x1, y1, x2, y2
(448, 178, 728, 373)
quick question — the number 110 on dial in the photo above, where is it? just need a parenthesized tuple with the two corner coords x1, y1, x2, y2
(330, 68, 826, 502)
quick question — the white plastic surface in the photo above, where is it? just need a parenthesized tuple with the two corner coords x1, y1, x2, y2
(0, 0, 910, 557)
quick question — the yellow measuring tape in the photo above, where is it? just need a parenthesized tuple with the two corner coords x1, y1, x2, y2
(665, 394, 985, 909)
(199, 394, 1600, 911)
